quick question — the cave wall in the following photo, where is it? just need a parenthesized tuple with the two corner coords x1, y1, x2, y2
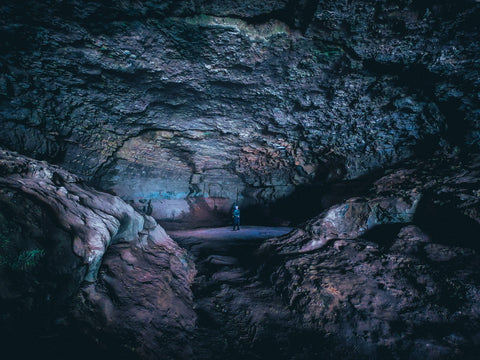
(0, 0, 479, 226)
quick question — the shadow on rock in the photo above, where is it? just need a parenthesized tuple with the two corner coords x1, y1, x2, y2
(414, 192, 480, 251)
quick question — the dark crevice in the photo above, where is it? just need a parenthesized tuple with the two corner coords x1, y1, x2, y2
(360, 224, 407, 249)
(339, 44, 362, 61)
(413, 193, 480, 251)
(294, 0, 320, 33)
(362, 60, 438, 99)
(224, 0, 319, 33)
(413, 134, 442, 158)
(362, 59, 475, 150)
(437, 99, 469, 147)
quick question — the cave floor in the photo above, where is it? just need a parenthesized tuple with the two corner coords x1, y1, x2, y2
(168, 225, 293, 243)
(167, 226, 293, 286)
(167, 226, 321, 360)
(167, 226, 293, 285)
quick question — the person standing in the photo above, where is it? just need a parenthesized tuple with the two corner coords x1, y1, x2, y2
(232, 205, 241, 231)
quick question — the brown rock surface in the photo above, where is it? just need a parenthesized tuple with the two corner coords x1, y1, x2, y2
(74, 232, 196, 359)
(259, 154, 480, 358)
(0, 148, 196, 359)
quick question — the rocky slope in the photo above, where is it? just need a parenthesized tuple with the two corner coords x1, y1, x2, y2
(259, 152, 480, 359)
(1, 0, 479, 226)
(0, 148, 196, 359)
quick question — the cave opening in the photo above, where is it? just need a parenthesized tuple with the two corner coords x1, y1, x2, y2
(413, 193, 480, 251)
(176, 163, 386, 230)
(438, 99, 470, 148)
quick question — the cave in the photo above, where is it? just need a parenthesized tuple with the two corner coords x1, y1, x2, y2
(1, 0, 480, 359)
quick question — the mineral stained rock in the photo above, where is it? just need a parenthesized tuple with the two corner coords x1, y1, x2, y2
(0, 149, 196, 359)
(1, 0, 479, 225)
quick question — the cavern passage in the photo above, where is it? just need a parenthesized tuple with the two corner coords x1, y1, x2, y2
(1, 0, 480, 359)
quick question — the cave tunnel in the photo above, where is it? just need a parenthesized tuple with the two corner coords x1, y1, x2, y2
(1, 0, 480, 359)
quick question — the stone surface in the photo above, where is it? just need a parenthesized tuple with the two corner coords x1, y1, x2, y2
(266, 225, 480, 359)
(167, 152, 480, 359)
(258, 153, 480, 359)
(170, 226, 316, 360)
(1, 151, 479, 359)
(0, 148, 196, 359)
(0, 0, 480, 358)
(1, 0, 478, 225)
(73, 232, 196, 359)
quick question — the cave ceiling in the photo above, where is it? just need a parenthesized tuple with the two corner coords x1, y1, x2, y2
(0, 0, 479, 224)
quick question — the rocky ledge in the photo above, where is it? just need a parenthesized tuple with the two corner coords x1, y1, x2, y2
(0, 148, 196, 359)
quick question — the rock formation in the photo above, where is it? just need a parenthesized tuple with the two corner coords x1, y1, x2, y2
(1, 0, 478, 226)
(0, 0, 480, 359)
(0, 149, 196, 359)
(166, 153, 480, 360)
(259, 153, 480, 359)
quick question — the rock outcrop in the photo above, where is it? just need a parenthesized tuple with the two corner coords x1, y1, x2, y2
(74, 229, 196, 359)
(0, 149, 196, 359)
(1, 0, 478, 226)
(259, 153, 480, 359)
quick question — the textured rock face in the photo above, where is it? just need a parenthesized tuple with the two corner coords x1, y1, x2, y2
(1, 0, 479, 225)
(74, 226, 196, 359)
(1, 2, 480, 357)
(260, 153, 480, 358)
(267, 225, 480, 359)
(0, 149, 196, 359)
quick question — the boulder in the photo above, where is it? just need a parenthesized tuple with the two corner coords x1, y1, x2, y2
(0, 148, 196, 358)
